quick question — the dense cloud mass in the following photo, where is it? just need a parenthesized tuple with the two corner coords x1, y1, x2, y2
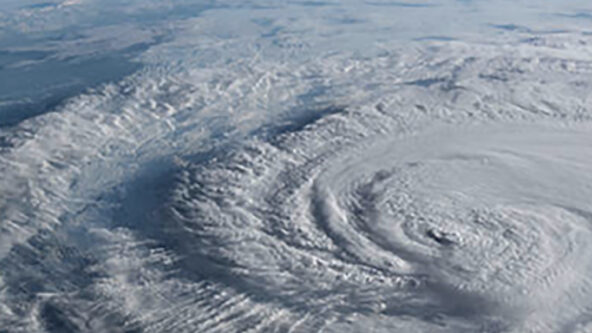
(1, 1, 592, 332)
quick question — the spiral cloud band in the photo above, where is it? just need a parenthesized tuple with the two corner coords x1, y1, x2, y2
(1, 1, 592, 332)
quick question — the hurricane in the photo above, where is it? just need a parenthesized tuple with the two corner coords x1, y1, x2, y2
(1, 1, 592, 332)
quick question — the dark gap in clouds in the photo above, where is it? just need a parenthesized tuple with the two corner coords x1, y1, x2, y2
(491, 24, 531, 33)
(0, 2, 222, 128)
(21, 2, 57, 10)
(425, 229, 455, 246)
(490, 23, 569, 35)
(98, 156, 312, 314)
(557, 12, 592, 20)
(0, 136, 13, 149)
(0, 91, 78, 128)
(40, 302, 86, 333)
(479, 73, 508, 82)
(267, 105, 345, 136)
(404, 77, 448, 88)
(0, 36, 167, 127)
(0, 56, 141, 128)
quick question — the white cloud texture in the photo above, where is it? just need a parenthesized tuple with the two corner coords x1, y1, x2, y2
(1, 1, 592, 332)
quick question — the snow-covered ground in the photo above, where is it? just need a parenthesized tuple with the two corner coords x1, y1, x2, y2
(1, 1, 592, 332)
